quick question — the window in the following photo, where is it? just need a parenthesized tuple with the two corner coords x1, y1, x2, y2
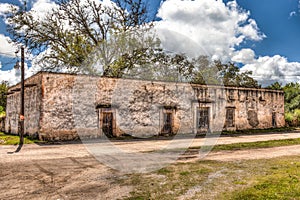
(225, 108, 235, 127)
(197, 107, 209, 129)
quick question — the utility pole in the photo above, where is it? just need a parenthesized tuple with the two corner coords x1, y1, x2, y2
(20, 46, 25, 145)
(14, 46, 25, 147)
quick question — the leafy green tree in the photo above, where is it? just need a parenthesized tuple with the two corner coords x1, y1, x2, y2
(283, 82, 300, 112)
(189, 58, 259, 87)
(6, 0, 260, 88)
(213, 61, 260, 87)
(7, 0, 156, 74)
(266, 81, 282, 90)
(267, 82, 300, 126)
(0, 81, 8, 115)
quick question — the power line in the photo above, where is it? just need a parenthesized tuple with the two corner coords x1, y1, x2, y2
(1, 61, 18, 67)
(251, 75, 300, 77)
(0, 52, 15, 57)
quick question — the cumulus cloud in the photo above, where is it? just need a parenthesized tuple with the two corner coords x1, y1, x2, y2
(231, 48, 255, 64)
(155, 0, 265, 61)
(238, 19, 265, 41)
(241, 55, 300, 86)
(0, 63, 35, 85)
(0, 0, 56, 85)
(2, 0, 300, 88)
(154, 0, 300, 86)
(0, 34, 17, 57)
(29, 0, 58, 20)
(0, 3, 17, 16)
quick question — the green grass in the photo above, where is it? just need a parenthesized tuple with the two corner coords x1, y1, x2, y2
(120, 156, 300, 200)
(222, 158, 300, 200)
(0, 132, 40, 145)
(151, 137, 300, 155)
(211, 137, 300, 151)
(119, 132, 300, 199)
(221, 126, 297, 136)
(122, 161, 215, 200)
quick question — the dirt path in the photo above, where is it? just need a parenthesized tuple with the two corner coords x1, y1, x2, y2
(2, 131, 300, 163)
(1, 131, 300, 199)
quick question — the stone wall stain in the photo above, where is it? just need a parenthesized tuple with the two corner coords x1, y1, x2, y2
(5, 72, 285, 141)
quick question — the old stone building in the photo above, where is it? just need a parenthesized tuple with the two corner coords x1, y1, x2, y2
(5, 72, 285, 140)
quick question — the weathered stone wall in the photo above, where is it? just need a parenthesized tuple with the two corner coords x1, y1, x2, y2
(5, 73, 43, 137)
(224, 88, 285, 131)
(5, 72, 285, 140)
(39, 73, 78, 140)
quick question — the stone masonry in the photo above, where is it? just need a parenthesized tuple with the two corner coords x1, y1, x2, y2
(5, 72, 285, 140)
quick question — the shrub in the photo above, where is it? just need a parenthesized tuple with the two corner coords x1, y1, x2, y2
(285, 112, 294, 126)
(294, 109, 300, 122)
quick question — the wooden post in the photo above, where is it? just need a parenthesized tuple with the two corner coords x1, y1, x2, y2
(19, 46, 25, 145)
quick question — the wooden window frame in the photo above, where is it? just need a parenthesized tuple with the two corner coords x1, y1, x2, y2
(225, 107, 235, 127)
(197, 107, 210, 130)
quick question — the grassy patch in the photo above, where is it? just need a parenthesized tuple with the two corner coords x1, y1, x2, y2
(122, 161, 216, 200)
(221, 126, 297, 136)
(0, 132, 40, 145)
(153, 137, 300, 155)
(210, 137, 300, 151)
(222, 158, 300, 200)
(121, 156, 300, 199)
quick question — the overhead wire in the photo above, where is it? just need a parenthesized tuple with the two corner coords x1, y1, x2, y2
(0, 52, 16, 57)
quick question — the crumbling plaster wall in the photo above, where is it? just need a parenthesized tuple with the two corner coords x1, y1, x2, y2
(39, 73, 285, 140)
(230, 88, 285, 130)
(40, 74, 202, 139)
(5, 72, 285, 140)
(5, 73, 42, 137)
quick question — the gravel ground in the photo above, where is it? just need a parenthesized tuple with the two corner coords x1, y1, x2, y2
(1, 131, 300, 200)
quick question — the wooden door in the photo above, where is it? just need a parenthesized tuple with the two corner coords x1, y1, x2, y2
(162, 112, 173, 135)
(102, 112, 113, 137)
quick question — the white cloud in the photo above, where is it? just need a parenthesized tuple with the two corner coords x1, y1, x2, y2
(30, 0, 58, 20)
(2, 0, 300, 88)
(238, 19, 265, 41)
(0, 34, 17, 57)
(0, 62, 39, 85)
(155, 0, 265, 61)
(289, 11, 297, 18)
(241, 55, 300, 86)
(154, 0, 300, 87)
(231, 48, 255, 64)
(0, 3, 17, 16)
(0, 67, 20, 85)
(0, 0, 56, 85)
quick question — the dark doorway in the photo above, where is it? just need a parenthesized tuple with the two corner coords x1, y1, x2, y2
(102, 112, 113, 137)
(162, 112, 173, 135)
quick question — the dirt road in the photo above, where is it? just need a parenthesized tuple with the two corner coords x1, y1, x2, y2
(1, 131, 300, 199)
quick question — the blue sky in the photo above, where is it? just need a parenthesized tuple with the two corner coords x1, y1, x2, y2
(0, 0, 300, 86)
(229, 0, 300, 62)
